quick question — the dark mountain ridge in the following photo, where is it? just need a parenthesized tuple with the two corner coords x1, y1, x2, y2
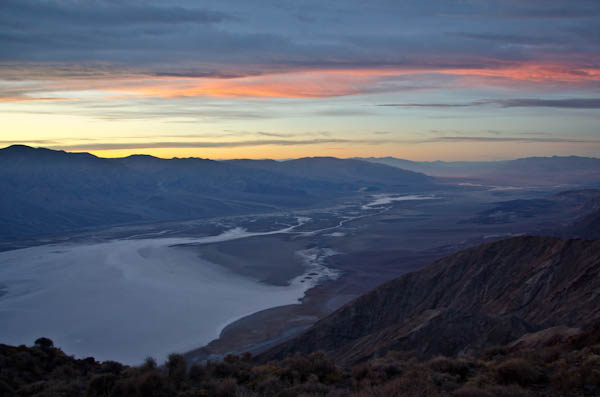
(0, 145, 432, 240)
(261, 236, 600, 365)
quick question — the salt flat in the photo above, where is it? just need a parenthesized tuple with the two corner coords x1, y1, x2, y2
(0, 221, 323, 364)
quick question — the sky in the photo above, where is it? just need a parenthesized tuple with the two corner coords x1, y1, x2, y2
(1, 0, 599, 160)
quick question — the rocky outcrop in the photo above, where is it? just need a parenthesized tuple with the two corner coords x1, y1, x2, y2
(261, 236, 600, 364)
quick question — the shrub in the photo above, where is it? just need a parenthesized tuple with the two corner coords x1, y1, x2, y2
(214, 377, 237, 397)
(137, 371, 170, 397)
(481, 346, 507, 360)
(429, 356, 471, 380)
(453, 385, 494, 397)
(494, 358, 542, 386)
(111, 378, 139, 397)
(188, 363, 206, 382)
(34, 337, 54, 349)
(100, 360, 123, 375)
(166, 353, 187, 387)
(141, 357, 157, 371)
(86, 373, 116, 397)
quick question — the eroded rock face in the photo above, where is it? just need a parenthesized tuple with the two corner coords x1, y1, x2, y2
(262, 236, 600, 364)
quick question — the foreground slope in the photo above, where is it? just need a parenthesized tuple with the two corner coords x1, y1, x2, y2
(262, 236, 600, 364)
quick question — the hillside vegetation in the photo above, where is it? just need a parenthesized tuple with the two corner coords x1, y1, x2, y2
(1, 324, 599, 396)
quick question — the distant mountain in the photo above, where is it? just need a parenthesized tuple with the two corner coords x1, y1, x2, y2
(464, 188, 600, 226)
(261, 236, 600, 364)
(226, 157, 430, 189)
(0, 146, 432, 240)
(359, 156, 600, 187)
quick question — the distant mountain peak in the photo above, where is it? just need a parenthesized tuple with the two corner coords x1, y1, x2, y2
(2, 144, 38, 152)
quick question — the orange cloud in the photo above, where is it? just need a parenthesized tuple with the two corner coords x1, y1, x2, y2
(2, 60, 600, 101)
(103, 61, 600, 99)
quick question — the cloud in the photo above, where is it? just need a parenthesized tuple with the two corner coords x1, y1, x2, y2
(255, 132, 291, 137)
(1, 1, 598, 80)
(377, 98, 600, 109)
(499, 98, 600, 109)
(378, 102, 483, 108)
(0, 0, 230, 27)
(429, 136, 597, 143)
(0, 0, 599, 108)
(45, 138, 389, 151)
(36, 134, 600, 152)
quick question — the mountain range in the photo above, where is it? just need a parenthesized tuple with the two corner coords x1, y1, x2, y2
(0, 145, 432, 240)
(4, 145, 600, 241)
(359, 156, 600, 186)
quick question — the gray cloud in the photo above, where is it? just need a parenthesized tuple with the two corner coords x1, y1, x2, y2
(36, 135, 600, 152)
(45, 138, 387, 151)
(378, 102, 483, 108)
(1, 0, 598, 77)
(0, 0, 230, 27)
(430, 136, 597, 143)
(378, 98, 600, 109)
(499, 98, 600, 109)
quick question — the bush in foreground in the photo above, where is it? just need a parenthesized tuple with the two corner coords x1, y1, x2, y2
(1, 325, 599, 396)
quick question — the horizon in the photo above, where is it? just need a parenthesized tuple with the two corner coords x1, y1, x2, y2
(3, 143, 600, 163)
(1, 1, 600, 160)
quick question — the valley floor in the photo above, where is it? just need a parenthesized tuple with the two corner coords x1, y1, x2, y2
(0, 185, 592, 364)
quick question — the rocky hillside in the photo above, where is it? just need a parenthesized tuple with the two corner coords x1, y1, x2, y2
(261, 236, 600, 365)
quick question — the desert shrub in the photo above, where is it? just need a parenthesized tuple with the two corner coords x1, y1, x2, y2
(280, 377, 330, 396)
(214, 377, 237, 397)
(281, 352, 340, 384)
(241, 352, 252, 362)
(34, 337, 54, 349)
(14, 380, 47, 395)
(456, 384, 531, 397)
(111, 378, 139, 397)
(350, 363, 370, 382)
(452, 385, 494, 397)
(188, 363, 206, 382)
(358, 358, 403, 384)
(212, 361, 235, 379)
(166, 353, 187, 387)
(86, 373, 116, 397)
(141, 356, 157, 371)
(494, 358, 543, 386)
(39, 381, 84, 397)
(137, 371, 170, 397)
(49, 363, 78, 379)
(481, 345, 508, 361)
(254, 374, 285, 396)
(429, 356, 472, 380)
(533, 345, 563, 364)
(485, 384, 531, 397)
(100, 360, 123, 375)
(13, 350, 36, 373)
(352, 369, 440, 397)
(223, 354, 239, 364)
(551, 367, 583, 392)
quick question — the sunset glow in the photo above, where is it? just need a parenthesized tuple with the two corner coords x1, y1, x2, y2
(1, 0, 599, 159)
